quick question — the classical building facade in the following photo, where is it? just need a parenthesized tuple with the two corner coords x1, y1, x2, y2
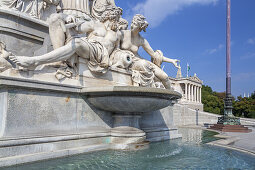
(171, 74, 204, 111)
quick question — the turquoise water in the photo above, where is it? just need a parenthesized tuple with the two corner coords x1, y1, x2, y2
(3, 130, 255, 170)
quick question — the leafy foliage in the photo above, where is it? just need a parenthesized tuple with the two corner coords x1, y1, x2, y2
(202, 85, 224, 115)
(233, 94, 255, 118)
(251, 91, 255, 100)
(202, 86, 255, 118)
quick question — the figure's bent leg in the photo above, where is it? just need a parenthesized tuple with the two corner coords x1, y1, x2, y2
(154, 66, 172, 90)
(10, 38, 90, 68)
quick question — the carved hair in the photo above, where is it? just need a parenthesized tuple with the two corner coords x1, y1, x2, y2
(132, 14, 149, 32)
(99, 6, 123, 23)
(118, 18, 128, 30)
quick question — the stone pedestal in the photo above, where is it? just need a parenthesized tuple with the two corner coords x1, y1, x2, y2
(113, 113, 141, 129)
(0, 76, 182, 167)
(111, 113, 146, 149)
(208, 96, 251, 133)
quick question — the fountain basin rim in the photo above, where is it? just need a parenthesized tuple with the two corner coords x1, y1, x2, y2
(81, 86, 182, 100)
(81, 86, 182, 113)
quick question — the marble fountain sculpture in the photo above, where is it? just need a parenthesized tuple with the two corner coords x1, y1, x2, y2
(0, 0, 181, 167)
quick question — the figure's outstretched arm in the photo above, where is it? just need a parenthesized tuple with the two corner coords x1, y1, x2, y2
(142, 38, 157, 58)
(162, 57, 180, 69)
(142, 38, 180, 68)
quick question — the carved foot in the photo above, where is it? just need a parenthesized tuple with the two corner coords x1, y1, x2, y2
(9, 56, 37, 70)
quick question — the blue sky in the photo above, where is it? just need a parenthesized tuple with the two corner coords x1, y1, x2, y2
(115, 0, 255, 97)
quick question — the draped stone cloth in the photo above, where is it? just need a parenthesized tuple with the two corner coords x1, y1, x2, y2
(60, 0, 90, 16)
(86, 38, 109, 74)
(0, 0, 39, 16)
(0, 0, 15, 7)
(131, 56, 155, 88)
(69, 37, 108, 74)
(0, 0, 49, 18)
(151, 50, 164, 68)
(53, 35, 109, 80)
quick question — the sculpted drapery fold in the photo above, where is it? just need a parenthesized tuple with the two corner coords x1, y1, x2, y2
(60, 0, 90, 16)
(91, 0, 116, 20)
(0, 0, 59, 18)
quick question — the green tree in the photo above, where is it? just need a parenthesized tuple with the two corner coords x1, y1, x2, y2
(233, 95, 255, 118)
(251, 91, 255, 100)
(201, 85, 255, 119)
(202, 85, 224, 115)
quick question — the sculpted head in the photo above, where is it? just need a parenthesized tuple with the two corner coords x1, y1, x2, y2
(98, 6, 123, 31)
(118, 18, 129, 30)
(131, 14, 149, 33)
(99, 7, 123, 23)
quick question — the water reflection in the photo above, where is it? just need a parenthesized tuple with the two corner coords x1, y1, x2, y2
(179, 128, 220, 144)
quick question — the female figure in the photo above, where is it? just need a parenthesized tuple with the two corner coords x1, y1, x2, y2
(120, 14, 179, 89)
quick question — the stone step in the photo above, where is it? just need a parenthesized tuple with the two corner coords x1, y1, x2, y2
(212, 124, 246, 128)
(210, 126, 249, 130)
(209, 124, 252, 133)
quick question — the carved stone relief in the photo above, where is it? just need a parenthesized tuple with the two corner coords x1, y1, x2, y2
(0, 42, 12, 72)
(2, 0, 180, 89)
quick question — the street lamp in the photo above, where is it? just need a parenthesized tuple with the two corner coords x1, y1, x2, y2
(208, 0, 251, 132)
(217, 0, 240, 125)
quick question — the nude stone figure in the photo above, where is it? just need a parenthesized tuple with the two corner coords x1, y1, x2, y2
(119, 14, 180, 89)
(10, 6, 123, 73)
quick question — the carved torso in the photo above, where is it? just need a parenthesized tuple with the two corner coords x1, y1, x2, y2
(88, 21, 119, 55)
(120, 30, 143, 57)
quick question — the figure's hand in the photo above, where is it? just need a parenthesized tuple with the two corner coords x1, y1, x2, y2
(65, 15, 76, 24)
(173, 59, 180, 68)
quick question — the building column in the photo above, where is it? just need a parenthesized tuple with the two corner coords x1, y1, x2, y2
(195, 86, 198, 103)
(196, 86, 199, 103)
(191, 84, 193, 102)
(188, 84, 191, 102)
(200, 87, 202, 103)
(193, 85, 195, 102)
(195, 86, 197, 102)
(185, 83, 188, 100)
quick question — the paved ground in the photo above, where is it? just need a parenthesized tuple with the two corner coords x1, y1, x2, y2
(206, 126, 255, 155)
(223, 127, 255, 153)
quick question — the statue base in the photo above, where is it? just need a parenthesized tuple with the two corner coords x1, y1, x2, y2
(209, 116, 251, 133)
(217, 115, 241, 125)
(0, 76, 181, 167)
(209, 124, 252, 133)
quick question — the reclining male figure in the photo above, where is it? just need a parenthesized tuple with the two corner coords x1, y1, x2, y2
(10, 7, 123, 73)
